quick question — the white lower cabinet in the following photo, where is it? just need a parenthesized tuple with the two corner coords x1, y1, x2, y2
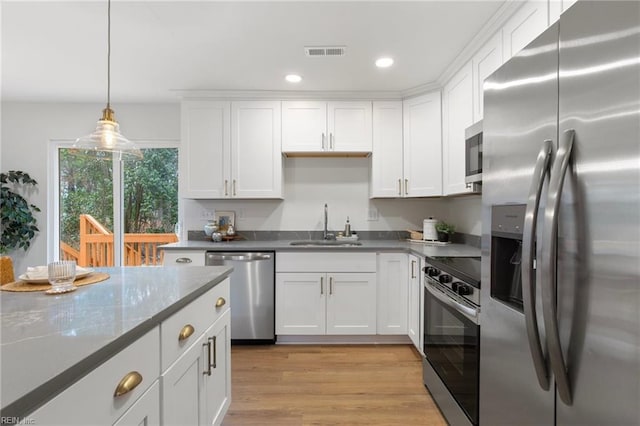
(376, 253, 409, 334)
(407, 254, 422, 353)
(276, 272, 376, 335)
(113, 381, 161, 426)
(275, 252, 377, 335)
(162, 310, 231, 426)
(162, 250, 205, 266)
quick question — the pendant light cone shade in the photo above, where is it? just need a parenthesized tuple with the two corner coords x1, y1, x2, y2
(74, 107, 142, 160)
(73, 0, 142, 161)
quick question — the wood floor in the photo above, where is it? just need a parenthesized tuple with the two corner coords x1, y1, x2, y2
(222, 344, 446, 426)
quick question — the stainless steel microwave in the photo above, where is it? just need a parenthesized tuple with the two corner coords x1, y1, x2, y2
(465, 120, 483, 184)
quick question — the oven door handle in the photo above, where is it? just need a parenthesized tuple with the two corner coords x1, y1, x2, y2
(522, 139, 553, 391)
(425, 282, 479, 324)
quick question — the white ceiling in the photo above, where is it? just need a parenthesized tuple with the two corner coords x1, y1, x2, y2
(1, 1, 508, 103)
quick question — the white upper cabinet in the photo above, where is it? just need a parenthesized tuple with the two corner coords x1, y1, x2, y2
(180, 100, 282, 199)
(472, 30, 503, 121)
(231, 101, 282, 198)
(282, 101, 372, 154)
(180, 101, 230, 199)
(370, 101, 404, 198)
(403, 92, 443, 197)
(502, 0, 549, 61)
(549, 0, 579, 24)
(443, 62, 475, 196)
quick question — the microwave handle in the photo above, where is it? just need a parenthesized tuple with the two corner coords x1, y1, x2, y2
(522, 139, 553, 391)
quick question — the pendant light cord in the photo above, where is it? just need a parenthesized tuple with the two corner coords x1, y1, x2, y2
(107, 0, 111, 109)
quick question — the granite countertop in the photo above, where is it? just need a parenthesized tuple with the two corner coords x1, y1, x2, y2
(160, 239, 481, 258)
(0, 266, 233, 420)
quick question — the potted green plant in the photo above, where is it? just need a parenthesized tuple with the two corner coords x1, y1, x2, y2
(1, 171, 41, 283)
(435, 221, 456, 243)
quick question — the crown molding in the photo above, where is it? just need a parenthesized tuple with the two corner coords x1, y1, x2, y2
(173, 89, 404, 101)
(437, 0, 525, 86)
(401, 82, 442, 99)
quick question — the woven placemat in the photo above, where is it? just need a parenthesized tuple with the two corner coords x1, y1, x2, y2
(0, 272, 110, 292)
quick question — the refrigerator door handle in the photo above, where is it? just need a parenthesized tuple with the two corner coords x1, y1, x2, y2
(522, 139, 553, 391)
(542, 128, 575, 406)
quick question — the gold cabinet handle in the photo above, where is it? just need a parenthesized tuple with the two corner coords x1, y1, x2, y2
(203, 340, 213, 376)
(211, 336, 217, 369)
(178, 324, 195, 342)
(405, 179, 409, 195)
(224, 180, 229, 196)
(215, 297, 226, 308)
(114, 371, 143, 397)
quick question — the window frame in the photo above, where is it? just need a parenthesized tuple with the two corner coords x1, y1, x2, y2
(48, 138, 180, 265)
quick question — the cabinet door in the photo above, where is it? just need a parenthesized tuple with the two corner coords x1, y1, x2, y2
(276, 273, 326, 335)
(376, 253, 409, 334)
(326, 273, 377, 335)
(371, 101, 404, 198)
(180, 101, 231, 199)
(407, 255, 422, 352)
(112, 381, 160, 426)
(443, 62, 474, 196)
(502, 1, 549, 60)
(162, 333, 207, 426)
(281, 101, 327, 152)
(473, 31, 503, 121)
(231, 101, 283, 198)
(203, 310, 231, 426)
(403, 92, 442, 197)
(327, 101, 372, 152)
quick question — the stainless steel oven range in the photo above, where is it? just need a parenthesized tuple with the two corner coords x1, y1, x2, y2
(423, 256, 481, 426)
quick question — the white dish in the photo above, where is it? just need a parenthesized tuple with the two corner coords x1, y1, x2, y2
(18, 268, 94, 284)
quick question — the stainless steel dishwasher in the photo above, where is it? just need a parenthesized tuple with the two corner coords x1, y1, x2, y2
(205, 251, 275, 343)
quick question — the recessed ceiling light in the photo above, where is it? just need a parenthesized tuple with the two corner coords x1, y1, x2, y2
(375, 57, 394, 68)
(285, 74, 302, 83)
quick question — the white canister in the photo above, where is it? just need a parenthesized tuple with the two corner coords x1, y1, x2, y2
(423, 218, 438, 241)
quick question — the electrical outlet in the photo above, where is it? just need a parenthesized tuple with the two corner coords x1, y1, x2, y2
(201, 210, 215, 219)
(367, 207, 379, 221)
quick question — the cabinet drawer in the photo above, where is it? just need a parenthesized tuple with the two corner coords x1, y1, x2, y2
(161, 278, 230, 371)
(162, 250, 205, 266)
(276, 252, 376, 273)
(30, 327, 160, 425)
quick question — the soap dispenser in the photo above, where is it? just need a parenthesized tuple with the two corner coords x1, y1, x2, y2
(344, 217, 352, 237)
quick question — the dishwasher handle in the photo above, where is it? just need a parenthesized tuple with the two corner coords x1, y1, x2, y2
(206, 252, 273, 262)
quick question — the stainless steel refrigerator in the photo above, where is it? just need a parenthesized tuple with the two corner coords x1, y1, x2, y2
(480, 2, 639, 425)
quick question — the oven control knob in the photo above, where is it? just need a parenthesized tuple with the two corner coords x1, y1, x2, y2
(425, 267, 440, 277)
(451, 282, 460, 292)
(457, 285, 473, 296)
(439, 274, 452, 284)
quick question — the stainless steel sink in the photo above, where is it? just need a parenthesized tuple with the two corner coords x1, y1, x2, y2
(289, 240, 363, 247)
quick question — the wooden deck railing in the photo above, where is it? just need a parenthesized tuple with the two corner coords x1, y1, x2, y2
(60, 214, 178, 267)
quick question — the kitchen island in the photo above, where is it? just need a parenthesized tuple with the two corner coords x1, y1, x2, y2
(0, 266, 233, 423)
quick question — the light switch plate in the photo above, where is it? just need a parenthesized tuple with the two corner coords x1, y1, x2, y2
(367, 207, 379, 221)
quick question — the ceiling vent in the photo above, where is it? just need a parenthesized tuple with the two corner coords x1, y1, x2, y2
(305, 46, 346, 57)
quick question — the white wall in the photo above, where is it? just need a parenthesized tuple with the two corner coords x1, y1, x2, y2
(183, 157, 449, 234)
(0, 102, 180, 274)
(445, 195, 482, 236)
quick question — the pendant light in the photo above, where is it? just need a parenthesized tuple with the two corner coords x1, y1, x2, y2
(73, 0, 142, 160)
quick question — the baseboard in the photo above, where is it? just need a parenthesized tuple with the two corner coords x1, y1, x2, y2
(275, 335, 412, 345)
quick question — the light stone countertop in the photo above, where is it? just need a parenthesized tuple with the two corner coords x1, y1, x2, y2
(160, 239, 481, 258)
(0, 266, 233, 420)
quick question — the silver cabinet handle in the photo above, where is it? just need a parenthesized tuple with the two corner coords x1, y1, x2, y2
(224, 180, 229, 196)
(322, 133, 326, 150)
(233, 179, 237, 196)
(203, 340, 213, 376)
(329, 277, 333, 295)
(398, 179, 402, 196)
(542, 129, 575, 405)
(522, 139, 553, 391)
(320, 276, 324, 295)
(330, 133, 334, 150)
(210, 336, 217, 369)
(175, 257, 192, 264)
(405, 179, 409, 195)
(411, 260, 416, 279)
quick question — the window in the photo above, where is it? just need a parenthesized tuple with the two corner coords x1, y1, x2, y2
(50, 140, 179, 267)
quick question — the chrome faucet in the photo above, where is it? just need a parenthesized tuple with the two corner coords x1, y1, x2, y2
(323, 203, 334, 240)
